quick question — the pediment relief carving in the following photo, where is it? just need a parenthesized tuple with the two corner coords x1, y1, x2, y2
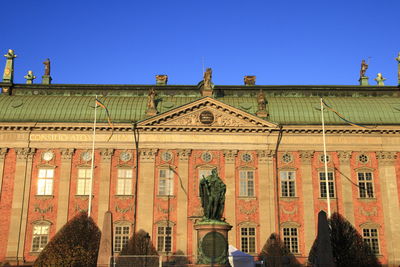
(139, 97, 276, 130)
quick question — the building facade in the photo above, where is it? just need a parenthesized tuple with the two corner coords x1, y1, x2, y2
(0, 71, 400, 265)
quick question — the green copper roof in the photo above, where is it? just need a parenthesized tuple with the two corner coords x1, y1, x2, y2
(0, 95, 399, 125)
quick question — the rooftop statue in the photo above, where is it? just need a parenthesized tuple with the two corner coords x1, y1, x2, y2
(4, 49, 17, 59)
(360, 59, 368, 78)
(374, 73, 386, 86)
(203, 68, 213, 90)
(147, 88, 157, 110)
(199, 168, 226, 221)
(43, 58, 51, 76)
(257, 89, 266, 111)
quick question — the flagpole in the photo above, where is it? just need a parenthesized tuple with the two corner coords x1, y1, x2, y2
(88, 95, 97, 217)
(321, 98, 331, 218)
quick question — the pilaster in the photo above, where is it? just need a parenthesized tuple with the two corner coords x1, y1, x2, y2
(56, 148, 74, 231)
(257, 150, 275, 247)
(223, 149, 238, 246)
(176, 149, 191, 254)
(6, 147, 35, 262)
(299, 150, 315, 254)
(97, 148, 114, 230)
(136, 148, 157, 235)
(376, 152, 400, 265)
(337, 151, 354, 224)
(0, 148, 8, 196)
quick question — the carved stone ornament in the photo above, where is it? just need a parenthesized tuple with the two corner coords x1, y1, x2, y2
(299, 150, 314, 164)
(75, 204, 88, 213)
(116, 204, 133, 213)
(139, 148, 158, 162)
(60, 148, 74, 160)
(146, 88, 157, 116)
(257, 150, 274, 163)
(100, 148, 114, 161)
(376, 151, 397, 165)
(34, 204, 53, 214)
(359, 207, 377, 217)
(337, 151, 352, 163)
(0, 148, 8, 160)
(177, 149, 191, 161)
(158, 204, 173, 214)
(223, 150, 238, 163)
(155, 74, 168, 85)
(15, 147, 36, 160)
(239, 206, 257, 215)
(281, 206, 298, 215)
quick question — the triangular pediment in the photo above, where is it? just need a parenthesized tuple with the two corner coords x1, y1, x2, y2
(138, 97, 277, 131)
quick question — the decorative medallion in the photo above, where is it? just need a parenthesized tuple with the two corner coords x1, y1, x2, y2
(282, 153, 293, 163)
(201, 152, 212, 162)
(241, 153, 252, 163)
(162, 151, 173, 162)
(42, 151, 54, 161)
(358, 154, 369, 164)
(320, 154, 330, 163)
(199, 110, 214, 125)
(120, 151, 132, 162)
(81, 151, 92, 162)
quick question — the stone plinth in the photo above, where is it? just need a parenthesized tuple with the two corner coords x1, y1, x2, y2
(194, 221, 232, 266)
(359, 76, 369, 86)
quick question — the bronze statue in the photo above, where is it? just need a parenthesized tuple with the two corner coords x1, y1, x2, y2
(203, 68, 212, 89)
(360, 59, 368, 78)
(199, 168, 226, 221)
(43, 58, 51, 76)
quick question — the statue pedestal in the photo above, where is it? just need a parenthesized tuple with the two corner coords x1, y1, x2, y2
(42, 75, 52, 84)
(194, 221, 232, 266)
(359, 76, 369, 86)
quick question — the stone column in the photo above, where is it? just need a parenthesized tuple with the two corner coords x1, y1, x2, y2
(337, 151, 354, 224)
(56, 149, 74, 231)
(6, 148, 35, 262)
(223, 149, 237, 246)
(97, 149, 114, 230)
(376, 152, 400, 265)
(136, 149, 157, 235)
(299, 150, 316, 254)
(257, 150, 275, 245)
(0, 148, 8, 196)
(176, 149, 191, 254)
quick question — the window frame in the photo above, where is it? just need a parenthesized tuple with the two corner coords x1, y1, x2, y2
(37, 168, 55, 196)
(280, 170, 296, 197)
(116, 168, 133, 195)
(239, 169, 255, 197)
(158, 168, 174, 196)
(240, 226, 257, 254)
(31, 222, 50, 252)
(319, 171, 335, 198)
(357, 171, 374, 198)
(76, 168, 92, 195)
(362, 227, 380, 254)
(114, 222, 131, 253)
(156, 222, 174, 253)
(282, 226, 299, 254)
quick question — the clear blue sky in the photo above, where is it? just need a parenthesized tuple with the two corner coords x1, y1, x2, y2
(2, 0, 400, 85)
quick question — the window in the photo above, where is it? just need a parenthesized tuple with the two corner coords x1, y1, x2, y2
(363, 228, 379, 254)
(358, 172, 374, 198)
(158, 169, 174, 196)
(77, 168, 92, 195)
(114, 225, 130, 252)
(283, 227, 299, 253)
(117, 169, 133, 195)
(240, 227, 256, 253)
(37, 169, 54, 195)
(319, 172, 335, 198)
(239, 170, 255, 197)
(32, 224, 49, 252)
(280, 171, 296, 197)
(157, 226, 172, 253)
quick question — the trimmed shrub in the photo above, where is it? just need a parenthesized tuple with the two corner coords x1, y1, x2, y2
(33, 212, 101, 267)
(259, 233, 301, 267)
(308, 212, 381, 267)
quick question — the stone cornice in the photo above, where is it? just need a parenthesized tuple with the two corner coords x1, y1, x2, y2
(376, 151, 398, 165)
(60, 148, 74, 160)
(15, 147, 36, 160)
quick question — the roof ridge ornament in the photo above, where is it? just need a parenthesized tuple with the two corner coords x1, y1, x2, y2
(2, 49, 17, 94)
(42, 58, 52, 85)
(359, 59, 369, 86)
(24, 70, 36, 84)
(395, 52, 400, 86)
(256, 89, 268, 118)
(374, 73, 386, 86)
(201, 67, 213, 96)
(145, 87, 158, 116)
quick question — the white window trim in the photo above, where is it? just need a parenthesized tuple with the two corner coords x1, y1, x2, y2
(31, 221, 51, 252)
(37, 168, 55, 196)
(116, 168, 133, 195)
(279, 170, 296, 197)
